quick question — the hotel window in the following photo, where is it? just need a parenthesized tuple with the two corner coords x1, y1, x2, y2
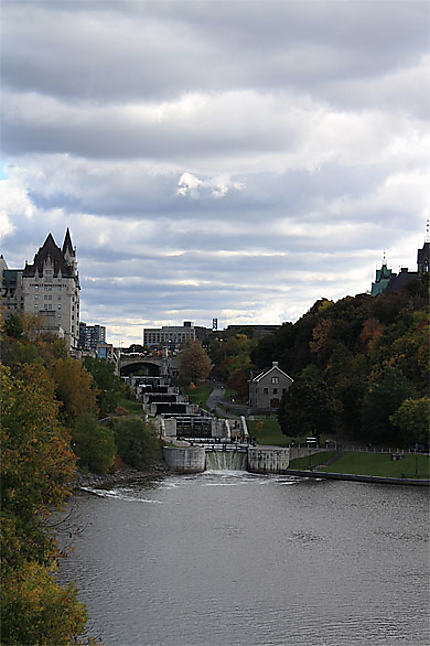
(273, 388, 278, 395)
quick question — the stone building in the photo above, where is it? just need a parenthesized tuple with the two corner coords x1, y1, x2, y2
(248, 361, 294, 412)
(371, 241, 429, 297)
(1, 230, 80, 350)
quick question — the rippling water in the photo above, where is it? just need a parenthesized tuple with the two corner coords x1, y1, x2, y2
(58, 472, 429, 646)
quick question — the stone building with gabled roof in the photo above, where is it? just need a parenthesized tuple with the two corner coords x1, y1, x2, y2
(1, 230, 80, 350)
(248, 361, 294, 412)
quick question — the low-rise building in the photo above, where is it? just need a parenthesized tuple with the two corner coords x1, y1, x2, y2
(143, 321, 196, 348)
(248, 361, 294, 412)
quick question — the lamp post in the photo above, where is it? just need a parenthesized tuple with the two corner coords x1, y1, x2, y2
(306, 436, 317, 471)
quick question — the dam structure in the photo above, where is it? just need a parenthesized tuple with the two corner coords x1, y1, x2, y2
(163, 443, 291, 474)
(128, 373, 293, 475)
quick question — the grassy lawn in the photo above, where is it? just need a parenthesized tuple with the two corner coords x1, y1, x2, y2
(289, 451, 338, 470)
(247, 417, 291, 447)
(319, 451, 430, 479)
(182, 384, 213, 409)
(117, 396, 143, 415)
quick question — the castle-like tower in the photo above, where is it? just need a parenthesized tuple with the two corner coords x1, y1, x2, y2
(1, 230, 80, 349)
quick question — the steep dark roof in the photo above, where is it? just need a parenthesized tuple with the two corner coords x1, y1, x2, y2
(62, 228, 75, 256)
(23, 233, 75, 278)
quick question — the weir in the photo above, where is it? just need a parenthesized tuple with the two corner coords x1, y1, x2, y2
(205, 450, 247, 471)
(163, 445, 290, 474)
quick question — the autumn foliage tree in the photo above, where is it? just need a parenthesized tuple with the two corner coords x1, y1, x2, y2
(1, 364, 89, 644)
(177, 340, 211, 385)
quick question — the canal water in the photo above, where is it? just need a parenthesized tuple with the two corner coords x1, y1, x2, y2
(58, 472, 429, 646)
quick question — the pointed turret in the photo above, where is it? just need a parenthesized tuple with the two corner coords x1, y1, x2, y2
(62, 228, 75, 257)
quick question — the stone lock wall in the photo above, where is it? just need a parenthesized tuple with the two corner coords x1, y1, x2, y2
(163, 446, 205, 473)
(247, 447, 290, 474)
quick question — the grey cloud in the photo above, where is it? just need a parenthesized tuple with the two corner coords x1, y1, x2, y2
(3, 1, 427, 104)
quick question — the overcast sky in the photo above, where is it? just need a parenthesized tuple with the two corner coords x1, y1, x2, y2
(1, 0, 428, 345)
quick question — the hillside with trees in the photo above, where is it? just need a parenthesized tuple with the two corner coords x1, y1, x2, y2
(249, 276, 429, 446)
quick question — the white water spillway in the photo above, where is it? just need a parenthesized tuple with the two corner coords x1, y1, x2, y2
(205, 450, 247, 471)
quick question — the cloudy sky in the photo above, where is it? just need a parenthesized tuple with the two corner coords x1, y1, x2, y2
(1, 1, 428, 345)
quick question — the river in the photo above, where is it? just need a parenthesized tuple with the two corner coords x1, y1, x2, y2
(58, 471, 429, 646)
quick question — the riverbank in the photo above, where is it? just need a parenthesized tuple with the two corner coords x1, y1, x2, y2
(285, 469, 430, 486)
(74, 461, 171, 490)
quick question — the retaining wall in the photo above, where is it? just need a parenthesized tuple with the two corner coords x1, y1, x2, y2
(163, 446, 205, 473)
(248, 447, 290, 474)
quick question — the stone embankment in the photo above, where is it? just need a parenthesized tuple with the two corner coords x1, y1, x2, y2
(285, 469, 429, 486)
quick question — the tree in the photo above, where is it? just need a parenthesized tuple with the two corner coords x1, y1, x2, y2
(72, 413, 117, 473)
(278, 366, 336, 439)
(177, 340, 211, 385)
(1, 561, 88, 646)
(3, 313, 23, 339)
(1, 364, 75, 529)
(390, 398, 430, 447)
(113, 417, 160, 469)
(360, 368, 413, 444)
(84, 356, 125, 416)
(52, 357, 98, 426)
(0, 364, 94, 644)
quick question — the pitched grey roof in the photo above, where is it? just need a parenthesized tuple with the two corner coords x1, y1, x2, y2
(251, 362, 294, 383)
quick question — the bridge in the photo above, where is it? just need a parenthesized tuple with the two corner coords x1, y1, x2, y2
(119, 353, 177, 377)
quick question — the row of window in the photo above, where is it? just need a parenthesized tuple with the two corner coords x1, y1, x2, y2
(263, 387, 286, 395)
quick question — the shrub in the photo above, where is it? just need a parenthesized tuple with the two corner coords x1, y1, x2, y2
(113, 417, 160, 469)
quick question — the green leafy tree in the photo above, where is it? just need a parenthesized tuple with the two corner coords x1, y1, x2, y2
(113, 416, 160, 469)
(278, 365, 336, 439)
(3, 313, 23, 339)
(390, 397, 430, 447)
(84, 356, 125, 416)
(360, 368, 413, 444)
(72, 412, 117, 473)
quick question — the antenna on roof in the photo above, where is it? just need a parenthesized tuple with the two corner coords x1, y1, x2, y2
(425, 219, 429, 243)
(382, 249, 386, 263)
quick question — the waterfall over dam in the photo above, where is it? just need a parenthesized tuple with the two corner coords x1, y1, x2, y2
(205, 450, 247, 471)
(163, 445, 290, 474)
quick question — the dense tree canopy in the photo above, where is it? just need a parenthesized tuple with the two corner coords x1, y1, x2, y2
(251, 275, 429, 445)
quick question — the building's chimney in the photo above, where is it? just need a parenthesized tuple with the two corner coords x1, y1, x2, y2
(272, 361, 278, 367)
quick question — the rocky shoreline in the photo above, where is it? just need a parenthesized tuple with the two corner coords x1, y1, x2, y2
(74, 460, 171, 491)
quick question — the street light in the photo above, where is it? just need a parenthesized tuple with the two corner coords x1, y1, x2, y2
(306, 436, 317, 471)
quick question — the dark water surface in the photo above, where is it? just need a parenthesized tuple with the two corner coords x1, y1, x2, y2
(58, 472, 429, 646)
